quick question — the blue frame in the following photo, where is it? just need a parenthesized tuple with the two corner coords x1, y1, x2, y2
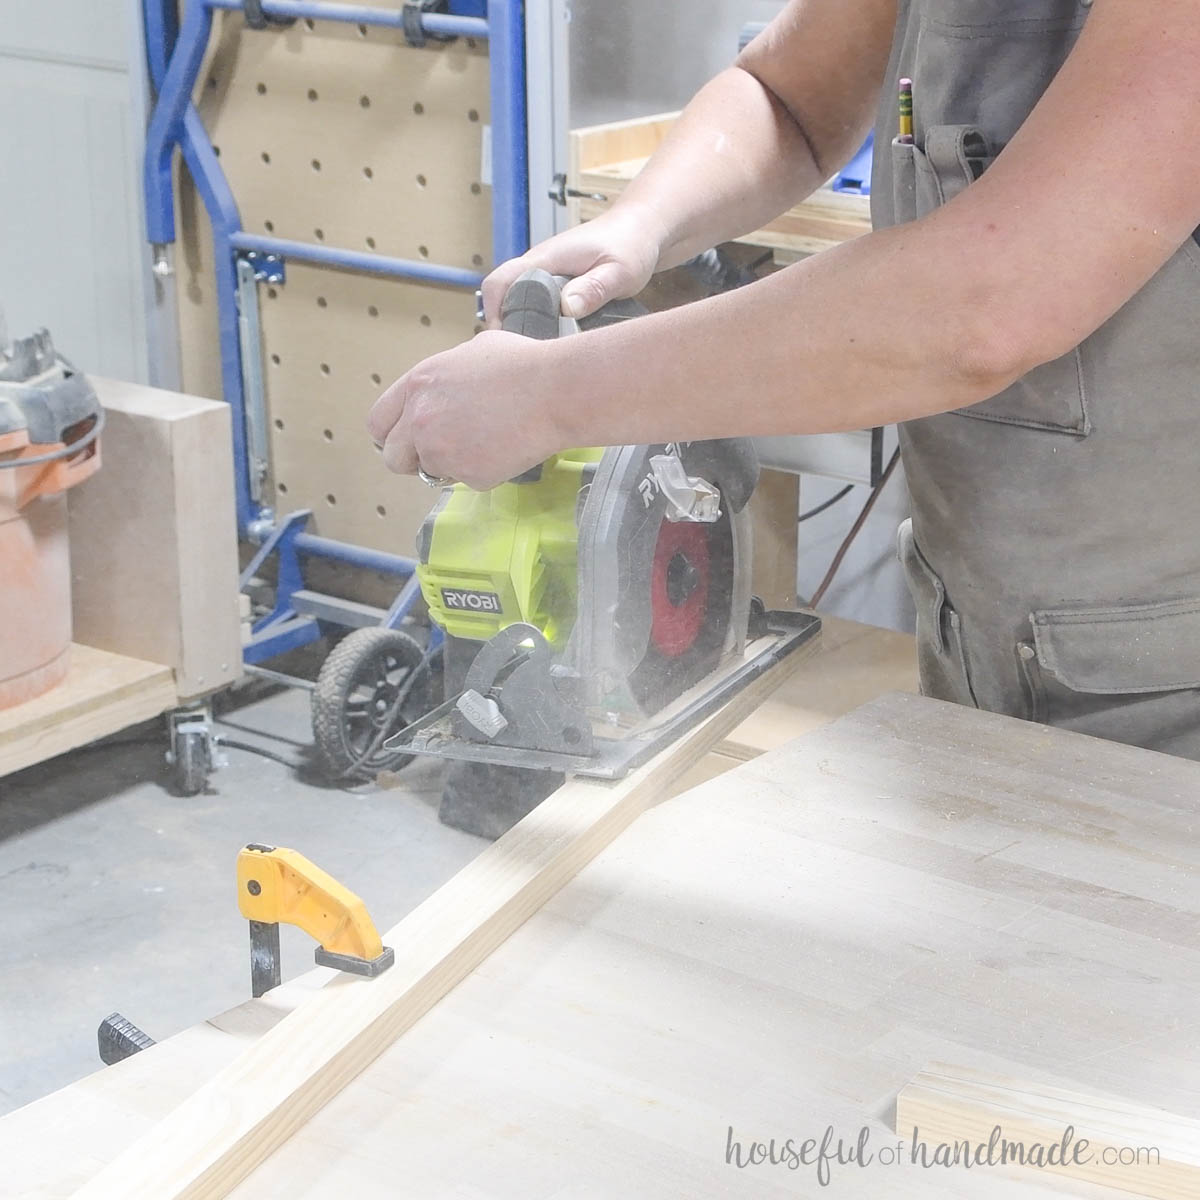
(142, 0, 527, 664)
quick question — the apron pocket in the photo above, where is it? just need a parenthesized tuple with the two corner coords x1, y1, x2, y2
(1021, 598, 1200, 744)
(891, 137, 918, 225)
(897, 519, 978, 708)
(911, 124, 1092, 438)
(957, 348, 1090, 435)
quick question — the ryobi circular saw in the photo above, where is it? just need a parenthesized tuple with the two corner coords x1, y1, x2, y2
(389, 269, 819, 781)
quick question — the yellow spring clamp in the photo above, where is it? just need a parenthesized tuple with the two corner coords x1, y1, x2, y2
(236, 843, 395, 997)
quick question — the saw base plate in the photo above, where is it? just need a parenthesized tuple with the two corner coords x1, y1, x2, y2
(388, 611, 821, 779)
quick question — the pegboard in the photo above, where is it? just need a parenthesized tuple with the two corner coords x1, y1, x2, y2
(175, 8, 492, 567)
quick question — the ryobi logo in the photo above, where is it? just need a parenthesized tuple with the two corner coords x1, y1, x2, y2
(441, 588, 503, 614)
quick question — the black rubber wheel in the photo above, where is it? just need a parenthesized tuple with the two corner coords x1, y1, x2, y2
(312, 628, 436, 781)
(174, 731, 211, 797)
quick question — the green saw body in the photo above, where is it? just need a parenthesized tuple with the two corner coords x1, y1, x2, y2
(416, 448, 603, 647)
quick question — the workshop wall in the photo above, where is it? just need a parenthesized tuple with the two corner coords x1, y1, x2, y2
(0, 0, 160, 384)
(569, 0, 786, 129)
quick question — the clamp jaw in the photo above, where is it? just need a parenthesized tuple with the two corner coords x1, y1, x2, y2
(236, 843, 395, 997)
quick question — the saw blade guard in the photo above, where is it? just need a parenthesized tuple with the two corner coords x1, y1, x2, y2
(568, 438, 759, 715)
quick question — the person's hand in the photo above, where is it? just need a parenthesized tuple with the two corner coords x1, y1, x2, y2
(366, 331, 567, 492)
(480, 203, 669, 325)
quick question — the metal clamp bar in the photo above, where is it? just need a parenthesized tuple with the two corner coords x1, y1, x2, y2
(235, 255, 271, 502)
(293, 532, 418, 577)
(206, 0, 488, 39)
(486, 0, 529, 262)
(230, 233, 484, 290)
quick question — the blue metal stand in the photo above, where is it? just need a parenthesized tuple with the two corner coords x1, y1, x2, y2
(141, 0, 527, 666)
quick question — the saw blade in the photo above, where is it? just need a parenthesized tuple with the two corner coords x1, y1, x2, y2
(625, 501, 737, 713)
(568, 441, 758, 716)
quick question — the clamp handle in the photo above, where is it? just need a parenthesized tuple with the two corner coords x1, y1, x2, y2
(236, 844, 393, 995)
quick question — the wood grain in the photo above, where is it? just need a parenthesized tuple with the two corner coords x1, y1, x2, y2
(8, 690, 1200, 1197)
(69, 633, 817, 1200)
(898, 1064, 1200, 1199)
(0, 645, 176, 777)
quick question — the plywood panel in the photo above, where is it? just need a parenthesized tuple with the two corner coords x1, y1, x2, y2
(0, 645, 176, 778)
(257, 261, 474, 551)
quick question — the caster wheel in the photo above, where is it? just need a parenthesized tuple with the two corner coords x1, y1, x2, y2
(312, 627, 438, 781)
(173, 730, 211, 796)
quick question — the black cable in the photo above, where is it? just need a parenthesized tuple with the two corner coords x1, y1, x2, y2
(215, 737, 306, 770)
(0, 409, 105, 470)
(807, 447, 902, 610)
(340, 650, 438, 780)
(797, 484, 854, 524)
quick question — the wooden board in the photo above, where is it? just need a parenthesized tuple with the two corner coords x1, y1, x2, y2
(0, 644, 176, 778)
(12, 691, 1200, 1198)
(675, 614, 917, 794)
(176, 11, 491, 571)
(8, 692, 1200, 1197)
(70, 378, 242, 701)
(70, 632, 818, 1200)
(569, 113, 873, 256)
(898, 1064, 1200, 1199)
(744, 467, 799, 611)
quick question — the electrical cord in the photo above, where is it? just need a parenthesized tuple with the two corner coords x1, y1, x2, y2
(797, 484, 854, 525)
(0, 409, 105, 470)
(338, 652, 437, 781)
(807, 447, 902, 610)
(213, 736, 306, 771)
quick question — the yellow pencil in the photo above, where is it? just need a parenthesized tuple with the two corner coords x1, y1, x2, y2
(899, 77, 914, 144)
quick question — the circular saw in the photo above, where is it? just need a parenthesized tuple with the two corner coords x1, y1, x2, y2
(389, 270, 820, 779)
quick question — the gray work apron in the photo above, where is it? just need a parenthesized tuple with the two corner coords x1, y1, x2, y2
(871, 0, 1200, 757)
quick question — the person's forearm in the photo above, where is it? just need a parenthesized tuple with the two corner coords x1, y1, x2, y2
(545, 213, 1019, 447)
(614, 67, 830, 272)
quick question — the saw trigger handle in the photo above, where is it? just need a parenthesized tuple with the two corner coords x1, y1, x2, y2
(500, 269, 565, 340)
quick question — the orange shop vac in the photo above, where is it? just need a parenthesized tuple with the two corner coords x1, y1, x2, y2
(0, 322, 103, 709)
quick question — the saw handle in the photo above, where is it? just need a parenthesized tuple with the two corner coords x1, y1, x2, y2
(495, 270, 647, 486)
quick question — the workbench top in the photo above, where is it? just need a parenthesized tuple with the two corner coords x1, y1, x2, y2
(8, 690, 1198, 1198)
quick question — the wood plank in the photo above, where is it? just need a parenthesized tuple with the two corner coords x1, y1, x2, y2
(70, 632, 818, 1200)
(0, 645, 176, 777)
(745, 468, 799, 611)
(70, 379, 242, 701)
(7, 691, 1200, 1197)
(570, 112, 678, 174)
(897, 1064, 1200, 1199)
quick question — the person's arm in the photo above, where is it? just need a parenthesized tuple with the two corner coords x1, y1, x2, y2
(480, 0, 897, 320)
(372, 0, 1200, 491)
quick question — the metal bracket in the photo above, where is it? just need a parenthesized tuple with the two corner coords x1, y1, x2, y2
(166, 705, 225, 769)
(547, 172, 607, 207)
(403, 0, 456, 48)
(241, 249, 285, 284)
(244, 0, 296, 30)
